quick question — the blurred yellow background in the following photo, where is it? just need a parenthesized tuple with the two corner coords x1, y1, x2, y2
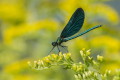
(0, 0, 120, 80)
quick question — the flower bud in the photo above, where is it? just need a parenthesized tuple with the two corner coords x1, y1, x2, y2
(74, 74, 79, 79)
(97, 55, 103, 62)
(72, 64, 77, 71)
(86, 49, 91, 56)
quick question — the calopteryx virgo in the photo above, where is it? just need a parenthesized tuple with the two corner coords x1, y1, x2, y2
(50, 8, 102, 53)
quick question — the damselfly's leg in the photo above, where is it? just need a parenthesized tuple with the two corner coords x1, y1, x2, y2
(57, 46, 60, 52)
(49, 46, 55, 54)
(60, 45, 69, 53)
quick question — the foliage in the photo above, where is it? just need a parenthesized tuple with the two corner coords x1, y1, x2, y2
(29, 49, 120, 80)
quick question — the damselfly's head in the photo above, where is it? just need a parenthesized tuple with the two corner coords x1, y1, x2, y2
(52, 42, 58, 46)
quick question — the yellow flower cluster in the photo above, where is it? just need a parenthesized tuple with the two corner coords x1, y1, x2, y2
(4, 20, 59, 44)
(28, 52, 73, 70)
(28, 49, 113, 80)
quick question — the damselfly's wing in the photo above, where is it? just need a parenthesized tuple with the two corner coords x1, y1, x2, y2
(60, 8, 85, 38)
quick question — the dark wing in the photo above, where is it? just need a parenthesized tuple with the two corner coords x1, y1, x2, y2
(60, 8, 85, 38)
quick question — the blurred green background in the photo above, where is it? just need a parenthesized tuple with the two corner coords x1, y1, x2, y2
(0, 0, 120, 80)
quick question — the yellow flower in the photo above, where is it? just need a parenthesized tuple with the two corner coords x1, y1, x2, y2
(0, 3, 25, 21)
(3, 19, 59, 44)
(71, 38, 89, 50)
(102, 63, 120, 74)
(72, 64, 77, 71)
(86, 49, 91, 56)
(90, 35, 120, 53)
(87, 3, 119, 24)
(51, 54, 58, 59)
(43, 57, 50, 63)
(97, 55, 103, 62)
(4, 59, 29, 73)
